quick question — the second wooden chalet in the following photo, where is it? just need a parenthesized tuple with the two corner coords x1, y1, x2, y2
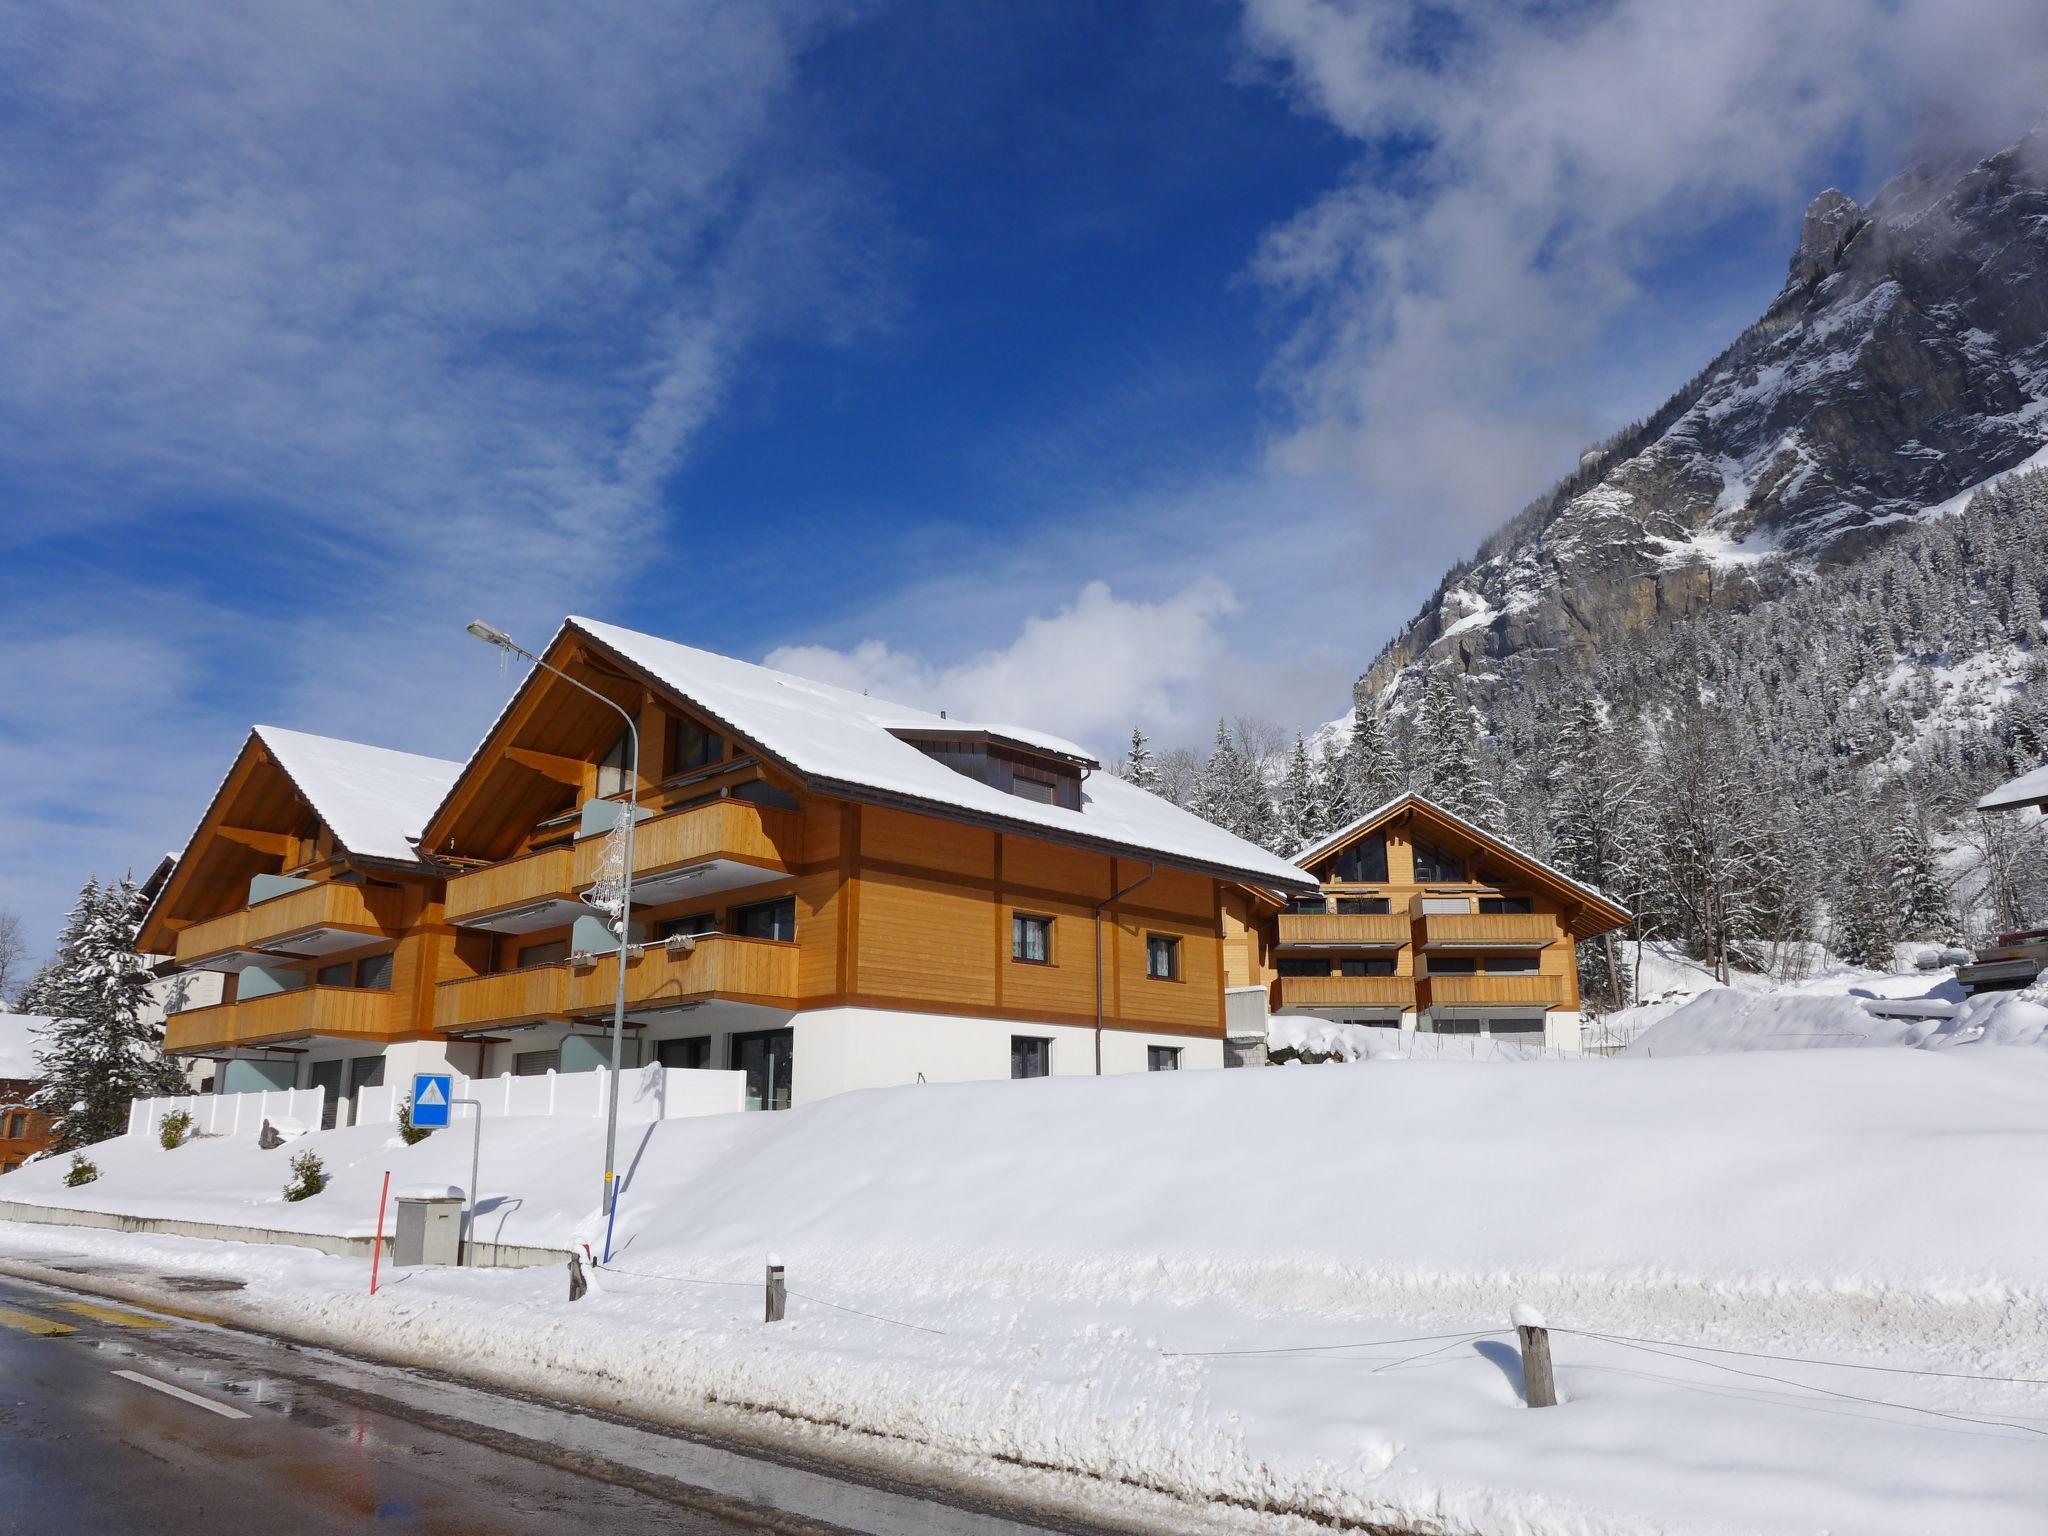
(1238, 793, 1631, 1051)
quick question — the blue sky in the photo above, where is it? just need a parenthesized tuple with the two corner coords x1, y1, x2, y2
(3, 0, 2045, 953)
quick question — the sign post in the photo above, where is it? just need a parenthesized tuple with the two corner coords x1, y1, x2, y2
(410, 1074, 483, 1266)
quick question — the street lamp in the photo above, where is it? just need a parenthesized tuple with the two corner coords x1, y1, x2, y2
(466, 620, 638, 1252)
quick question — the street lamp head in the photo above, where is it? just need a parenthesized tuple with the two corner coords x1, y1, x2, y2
(465, 619, 515, 650)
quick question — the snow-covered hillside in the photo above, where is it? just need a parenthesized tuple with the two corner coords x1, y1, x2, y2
(5, 1051, 2046, 1533)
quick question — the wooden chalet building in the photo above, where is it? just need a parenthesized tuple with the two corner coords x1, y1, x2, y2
(0, 1017, 56, 1173)
(136, 726, 463, 1124)
(1234, 793, 1631, 1051)
(145, 619, 1315, 1115)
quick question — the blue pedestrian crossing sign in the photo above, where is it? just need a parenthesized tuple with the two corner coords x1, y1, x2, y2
(410, 1073, 453, 1130)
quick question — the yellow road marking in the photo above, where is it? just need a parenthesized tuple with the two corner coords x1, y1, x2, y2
(52, 1301, 171, 1329)
(0, 1307, 76, 1336)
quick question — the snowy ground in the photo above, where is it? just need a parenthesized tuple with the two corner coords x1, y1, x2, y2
(4, 1050, 2046, 1534)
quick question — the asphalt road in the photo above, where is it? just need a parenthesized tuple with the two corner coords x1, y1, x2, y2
(0, 1271, 1096, 1536)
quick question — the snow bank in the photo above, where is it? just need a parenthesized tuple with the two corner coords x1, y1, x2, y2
(1624, 974, 2048, 1058)
(1266, 1016, 1548, 1062)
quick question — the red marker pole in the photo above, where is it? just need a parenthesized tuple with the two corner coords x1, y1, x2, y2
(370, 1170, 392, 1296)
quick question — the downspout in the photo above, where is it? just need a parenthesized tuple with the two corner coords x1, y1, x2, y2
(1094, 863, 1157, 1075)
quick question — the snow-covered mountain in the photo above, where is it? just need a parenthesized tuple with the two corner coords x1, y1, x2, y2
(1363, 129, 2048, 707)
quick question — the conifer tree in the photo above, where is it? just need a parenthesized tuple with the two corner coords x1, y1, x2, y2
(1278, 735, 1324, 852)
(1549, 692, 1645, 1011)
(1885, 802, 1953, 942)
(31, 875, 188, 1151)
(1413, 673, 1505, 830)
(1123, 728, 1160, 793)
(1342, 698, 1403, 815)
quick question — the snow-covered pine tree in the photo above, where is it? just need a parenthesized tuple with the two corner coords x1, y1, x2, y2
(1549, 692, 1645, 1011)
(1413, 672, 1504, 830)
(1831, 837, 1899, 971)
(1885, 800, 1954, 942)
(1123, 728, 1160, 793)
(1278, 735, 1324, 852)
(1198, 718, 1282, 851)
(1342, 698, 1403, 815)
(31, 875, 188, 1151)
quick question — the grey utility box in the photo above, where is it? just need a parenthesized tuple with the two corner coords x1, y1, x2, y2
(392, 1195, 464, 1267)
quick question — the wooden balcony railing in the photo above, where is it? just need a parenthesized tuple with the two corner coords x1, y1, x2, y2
(566, 935, 799, 1014)
(1276, 912, 1410, 949)
(1424, 974, 1567, 1009)
(442, 846, 579, 928)
(1417, 912, 1555, 949)
(1273, 975, 1417, 1011)
(433, 965, 572, 1033)
(163, 987, 397, 1053)
(174, 881, 405, 967)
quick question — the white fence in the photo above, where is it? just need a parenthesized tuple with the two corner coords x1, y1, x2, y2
(127, 1086, 327, 1140)
(355, 1064, 744, 1126)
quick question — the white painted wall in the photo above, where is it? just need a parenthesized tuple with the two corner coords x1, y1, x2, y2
(352, 1064, 744, 1125)
(790, 1007, 1220, 1105)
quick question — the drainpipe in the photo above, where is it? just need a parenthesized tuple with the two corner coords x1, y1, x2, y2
(1094, 863, 1157, 1075)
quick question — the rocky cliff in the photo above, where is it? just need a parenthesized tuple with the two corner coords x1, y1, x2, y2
(1362, 130, 2048, 708)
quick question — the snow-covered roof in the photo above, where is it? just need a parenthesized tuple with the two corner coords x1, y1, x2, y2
(254, 726, 464, 863)
(0, 1016, 51, 1082)
(528, 617, 1316, 890)
(1293, 791, 1631, 920)
(1977, 761, 2048, 813)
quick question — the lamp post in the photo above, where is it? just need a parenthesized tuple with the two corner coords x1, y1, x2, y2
(466, 621, 638, 1246)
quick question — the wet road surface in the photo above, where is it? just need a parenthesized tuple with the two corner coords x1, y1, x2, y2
(0, 1271, 1093, 1535)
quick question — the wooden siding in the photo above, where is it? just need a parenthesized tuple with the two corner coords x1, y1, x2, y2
(1425, 973, 1570, 1009)
(165, 987, 397, 1053)
(564, 935, 798, 1013)
(1274, 975, 1417, 1011)
(1276, 912, 1410, 949)
(1417, 911, 1554, 948)
(173, 880, 408, 966)
(433, 965, 572, 1032)
(443, 846, 578, 926)
(571, 799, 802, 885)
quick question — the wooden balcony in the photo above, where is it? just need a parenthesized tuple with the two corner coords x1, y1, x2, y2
(1274, 975, 1417, 1012)
(164, 987, 397, 1054)
(1276, 911, 1410, 949)
(443, 846, 580, 931)
(566, 935, 799, 1016)
(1417, 912, 1555, 950)
(1424, 974, 1568, 1010)
(433, 965, 572, 1034)
(175, 881, 406, 969)
(574, 799, 802, 888)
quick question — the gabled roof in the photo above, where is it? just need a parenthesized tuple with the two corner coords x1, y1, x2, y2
(1978, 761, 2048, 813)
(1295, 791, 1632, 928)
(251, 726, 462, 863)
(0, 1015, 52, 1082)
(429, 616, 1316, 891)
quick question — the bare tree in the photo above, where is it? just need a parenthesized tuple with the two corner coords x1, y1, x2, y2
(0, 910, 25, 1007)
(1154, 747, 1203, 809)
(1229, 716, 1288, 784)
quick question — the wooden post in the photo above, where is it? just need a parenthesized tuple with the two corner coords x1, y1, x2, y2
(765, 1262, 786, 1323)
(1513, 1303, 1556, 1407)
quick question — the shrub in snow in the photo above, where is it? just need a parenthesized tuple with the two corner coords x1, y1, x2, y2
(63, 1153, 97, 1187)
(158, 1109, 194, 1150)
(395, 1096, 431, 1146)
(283, 1150, 327, 1202)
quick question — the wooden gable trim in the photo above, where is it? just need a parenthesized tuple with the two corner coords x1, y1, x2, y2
(138, 733, 312, 953)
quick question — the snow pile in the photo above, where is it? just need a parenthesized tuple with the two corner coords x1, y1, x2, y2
(4, 1053, 2046, 1532)
(1624, 973, 2048, 1058)
(1266, 1016, 1548, 1063)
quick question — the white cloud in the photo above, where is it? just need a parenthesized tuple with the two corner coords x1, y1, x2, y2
(1238, 0, 2048, 529)
(767, 580, 1247, 752)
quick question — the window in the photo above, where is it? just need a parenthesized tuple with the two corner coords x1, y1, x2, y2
(596, 729, 633, 798)
(1433, 1017, 1483, 1035)
(1146, 934, 1181, 981)
(732, 1028, 794, 1110)
(317, 953, 393, 989)
(1429, 956, 1477, 975)
(1333, 834, 1388, 884)
(656, 1037, 710, 1069)
(1011, 1035, 1051, 1079)
(666, 715, 723, 775)
(1012, 913, 1052, 964)
(1479, 896, 1533, 914)
(1484, 953, 1539, 973)
(3, 1112, 25, 1139)
(1335, 896, 1390, 914)
(514, 1048, 559, 1076)
(733, 897, 795, 942)
(1147, 1046, 1181, 1071)
(657, 913, 717, 940)
(1340, 957, 1396, 977)
(1285, 895, 1327, 915)
(1413, 840, 1467, 882)
(518, 938, 570, 969)
(1011, 769, 1059, 805)
(1277, 957, 1332, 978)
(1489, 1018, 1544, 1035)
(347, 1056, 385, 1096)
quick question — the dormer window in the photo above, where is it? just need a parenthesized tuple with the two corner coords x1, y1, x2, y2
(596, 730, 632, 798)
(894, 727, 1090, 812)
(1012, 767, 1059, 805)
(667, 715, 723, 776)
